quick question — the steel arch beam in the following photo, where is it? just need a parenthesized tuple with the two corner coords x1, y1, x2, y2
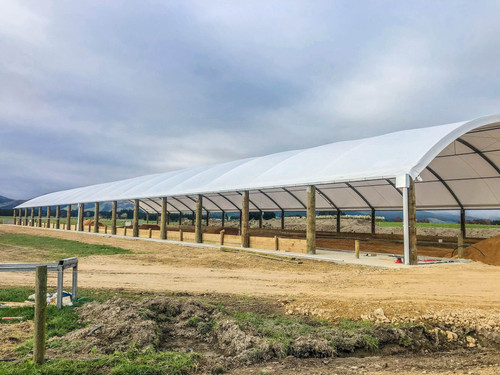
(257, 189, 283, 211)
(456, 138, 500, 175)
(426, 166, 464, 209)
(184, 195, 210, 213)
(217, 193, 241, 213)
(170, 196, 192, 212)
(282, 187, 306, 209)
(315, 187, 339, 211)
(235, 191, 262, 213)
(386, 179, 403, 196)
(345, 183, 374, 210)
(201, 195, 224, 212)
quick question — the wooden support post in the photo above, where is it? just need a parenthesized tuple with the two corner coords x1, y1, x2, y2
(206, 211, 209, 227)
(280, 209, 285, 230)
(195, 195, 203, 243)
(146, 212, 149, 224)
(306, 185, 316, 254)
(124, 226, 127, 236)
(179, 229, 183, 241)
(274, 236, 279, 251)
(336, 211, 341, 233)
(191, 211, 195, 226)
(458, 232, 464, 259)
(34, 265, 47, 365)
(13, 208, 16, 225)
(93, 202, 99, 233)
(105, 225, 108, 234)
(88, 223, 91, 232)
(24, 208, 28, 226)
(220, 229, 225, 245)
(160, 197, 167, 240)
(66, 205, 71, 231)
(55, 206, 60, 229)
(178, 212, 182, 227)
(78, 204, 84, 231)
(149, 228, 152, 238)
(166, 211, 170, 225)
(38, 207, 42, 227)
(371, 208, 376, 235)
(46, 206, 51, 228)
(460, 208, 466, 239)
(111, 201, 117, 235)
(221, 211, 225, 228)
(31, 208, 35, 227)
(259, 211, 263, 228)
(355, 239, 360, 258)
(133, 199, 139, 237)
(408, 177, 418, 265)
(241, 191, 250, 248)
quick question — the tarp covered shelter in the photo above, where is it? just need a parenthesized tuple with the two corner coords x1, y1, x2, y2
(16, 114, 500, 264)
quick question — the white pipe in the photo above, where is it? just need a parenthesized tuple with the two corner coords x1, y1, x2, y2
(402, 187, 410, 265)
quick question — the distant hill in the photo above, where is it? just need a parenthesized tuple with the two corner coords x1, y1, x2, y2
(0, 195, 26, 209)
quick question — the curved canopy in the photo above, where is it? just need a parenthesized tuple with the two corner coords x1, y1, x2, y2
(17, 114, 500, 213)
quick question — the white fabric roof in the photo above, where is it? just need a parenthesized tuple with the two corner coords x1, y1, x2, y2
(17, 114, 500, 213)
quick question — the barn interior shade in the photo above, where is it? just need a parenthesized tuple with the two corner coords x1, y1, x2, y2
(17, 114, 500, 212)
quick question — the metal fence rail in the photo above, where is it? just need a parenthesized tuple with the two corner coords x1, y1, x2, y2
(0, 257, 78, 309)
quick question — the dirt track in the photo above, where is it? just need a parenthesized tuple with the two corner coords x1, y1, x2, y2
(1, 225, 499, 330)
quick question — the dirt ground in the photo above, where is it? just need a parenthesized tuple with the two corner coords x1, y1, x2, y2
(1, 226, 498, 326)
(1, 225, 499, 374)
(229, 350, 500, 375)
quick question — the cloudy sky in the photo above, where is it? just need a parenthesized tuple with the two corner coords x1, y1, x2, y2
(1, 1, 499, 200)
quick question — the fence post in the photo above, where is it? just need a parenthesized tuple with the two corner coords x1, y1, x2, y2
(57, 264, 64, 309)
(355, 240, 360, 259)
(458, 233, 464, 259)
(34, 265, 47, 365)
(220, 229, 225, 245)
(72, 263, 78, 301)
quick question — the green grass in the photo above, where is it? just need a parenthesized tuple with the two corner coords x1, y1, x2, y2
(0, 215, 13, 224)
(0, 348, 198, 375)
(231, 311, 332, 355)
(377, 221, 500, 229)
(0, 287, 199, 374)
(0, 288, 86, 356)
(0, 234, 131, 259)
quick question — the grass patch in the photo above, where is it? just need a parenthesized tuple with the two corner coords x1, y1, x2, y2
(378, 221, 500, 229)
(0, 234, 131, 259)
(231, 311, 331, 355)
(0, 288, 86, 356)
(0, 348, 199, 375)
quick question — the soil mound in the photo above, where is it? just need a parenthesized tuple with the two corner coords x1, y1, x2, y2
(139, 224, 160, 230)
(462, 235, 500, 266)
(82, 219, 105, 227)
(56, 296, 499, 373)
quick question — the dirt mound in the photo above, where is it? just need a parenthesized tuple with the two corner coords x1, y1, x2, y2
(56, 296, 499, 373)
(139, 224, 160, 230)
(82, 219, 105, 227)
(461, 235, 500, 266)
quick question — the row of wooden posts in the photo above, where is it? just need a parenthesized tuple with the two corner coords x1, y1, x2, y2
(13, 189, 323, 254)
(12, 185, 423, 263)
